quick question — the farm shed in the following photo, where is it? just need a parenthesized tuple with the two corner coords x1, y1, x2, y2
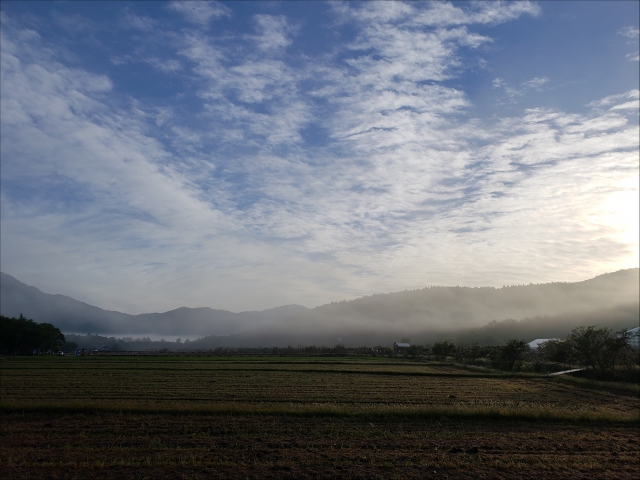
(527, 339, 558, 350)
(393, 342, 410, 353)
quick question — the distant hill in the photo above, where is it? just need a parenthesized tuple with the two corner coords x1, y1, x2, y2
(0, 272, 307, 336)
(449, 303, 640, 347)
(1, 269, 637, 344)
(211, 269, 639, 347)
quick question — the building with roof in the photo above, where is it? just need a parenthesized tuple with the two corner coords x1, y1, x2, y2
(393, 342, 411, 353)
(527, 338, 559, 350)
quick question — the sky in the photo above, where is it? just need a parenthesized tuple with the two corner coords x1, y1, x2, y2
(1, 1, 638, 314)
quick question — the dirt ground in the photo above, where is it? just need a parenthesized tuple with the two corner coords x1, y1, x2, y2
(2, 413, 638, 479)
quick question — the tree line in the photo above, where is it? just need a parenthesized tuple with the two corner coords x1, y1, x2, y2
(416, 326, 638, 382)
(0, 314, 66, 355)
(3, 314, 637, 383)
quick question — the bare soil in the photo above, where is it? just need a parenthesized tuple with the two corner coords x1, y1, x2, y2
(2, 413, 638, 479)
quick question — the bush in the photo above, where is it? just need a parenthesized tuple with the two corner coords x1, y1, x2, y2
(563, 326, 631, 379)
(0, 314, 65, 355)
(431, 341, 456, 360)
(500, 339, 528, 371)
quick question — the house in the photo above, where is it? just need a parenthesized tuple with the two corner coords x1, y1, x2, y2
(527, 338, 558, 350)
(393, 342, 411, 353)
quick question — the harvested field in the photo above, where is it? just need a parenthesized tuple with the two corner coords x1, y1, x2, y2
(2, 357, 638, 420)
(1, 357, 639, 478)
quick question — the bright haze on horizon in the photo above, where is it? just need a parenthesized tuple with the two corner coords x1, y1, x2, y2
(1, 1, 638, 315)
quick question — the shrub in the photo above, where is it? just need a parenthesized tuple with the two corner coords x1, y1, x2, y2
(431, 341, 456, 360)
(563, 326, 631, 379)
(499, 339, 528, 371)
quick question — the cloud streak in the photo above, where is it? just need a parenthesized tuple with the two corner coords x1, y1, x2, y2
(167, 1, 231, 26)
(1, 2, 638, 314)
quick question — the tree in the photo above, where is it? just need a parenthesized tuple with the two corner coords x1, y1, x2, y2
(0, 315, 65, 355)
(564, 326, 631, 378)
(456, 343, 483, 364)
(373, 345, 392, 355)
(431, 341, 456, 360)
(406, 344, 423, 358)
(541, 339, 571, 365)
(500, 339, 528, 371)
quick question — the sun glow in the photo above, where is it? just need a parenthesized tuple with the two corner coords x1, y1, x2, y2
(598, 177, 640, 266)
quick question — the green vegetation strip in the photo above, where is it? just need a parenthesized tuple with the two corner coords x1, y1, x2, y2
(1, 401, 637, 424)
(0, 364, 522, 378)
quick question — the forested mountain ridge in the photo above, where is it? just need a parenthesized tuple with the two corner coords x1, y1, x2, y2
(0, 272, 307, 336)
(217, 269, 639, 347)
(1, 269, 637, 344)
(450, 303, 639, 347)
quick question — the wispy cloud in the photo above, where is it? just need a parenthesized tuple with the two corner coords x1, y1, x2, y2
(492, 76, 550, 103)
(334, 1, 540, 28)
(174, 19, 311, 149)
(522, 76, 549, 89)
(618, 26, 639, 61)
(119, 10, 158, 32)
(167, 1, 231, 26)
(250, 14, 295, 53)
(618, 26, 639, 39)
(587, 89, 639, 108)
(1, 3, 637, 313)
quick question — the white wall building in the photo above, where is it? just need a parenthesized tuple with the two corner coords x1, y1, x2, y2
(624, 327, 640, 349)
(527, 338, 558, 350)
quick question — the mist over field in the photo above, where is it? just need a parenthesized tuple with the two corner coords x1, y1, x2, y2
(202, 269, 640, 347)
(2, 269, 637, 348)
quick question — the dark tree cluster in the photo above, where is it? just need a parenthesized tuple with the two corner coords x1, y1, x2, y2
(0, 314, 65, 355)
(542, 326, 636, 380)
(431, 341, 457, 360)
(427, 326, 638, 382)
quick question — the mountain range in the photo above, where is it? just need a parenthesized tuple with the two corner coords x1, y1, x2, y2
(1, 269, 638, 346)
(218, 269, 639, 347)
(0, 272, 307, 337)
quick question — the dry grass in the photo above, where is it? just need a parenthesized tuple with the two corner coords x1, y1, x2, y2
(2, 357, 639, 478)
(2, 357, 638, 422)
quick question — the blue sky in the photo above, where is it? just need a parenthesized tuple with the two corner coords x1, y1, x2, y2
(1, 1, 638, 314)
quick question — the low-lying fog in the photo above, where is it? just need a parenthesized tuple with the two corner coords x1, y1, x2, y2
(1, 269, 638, 347)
